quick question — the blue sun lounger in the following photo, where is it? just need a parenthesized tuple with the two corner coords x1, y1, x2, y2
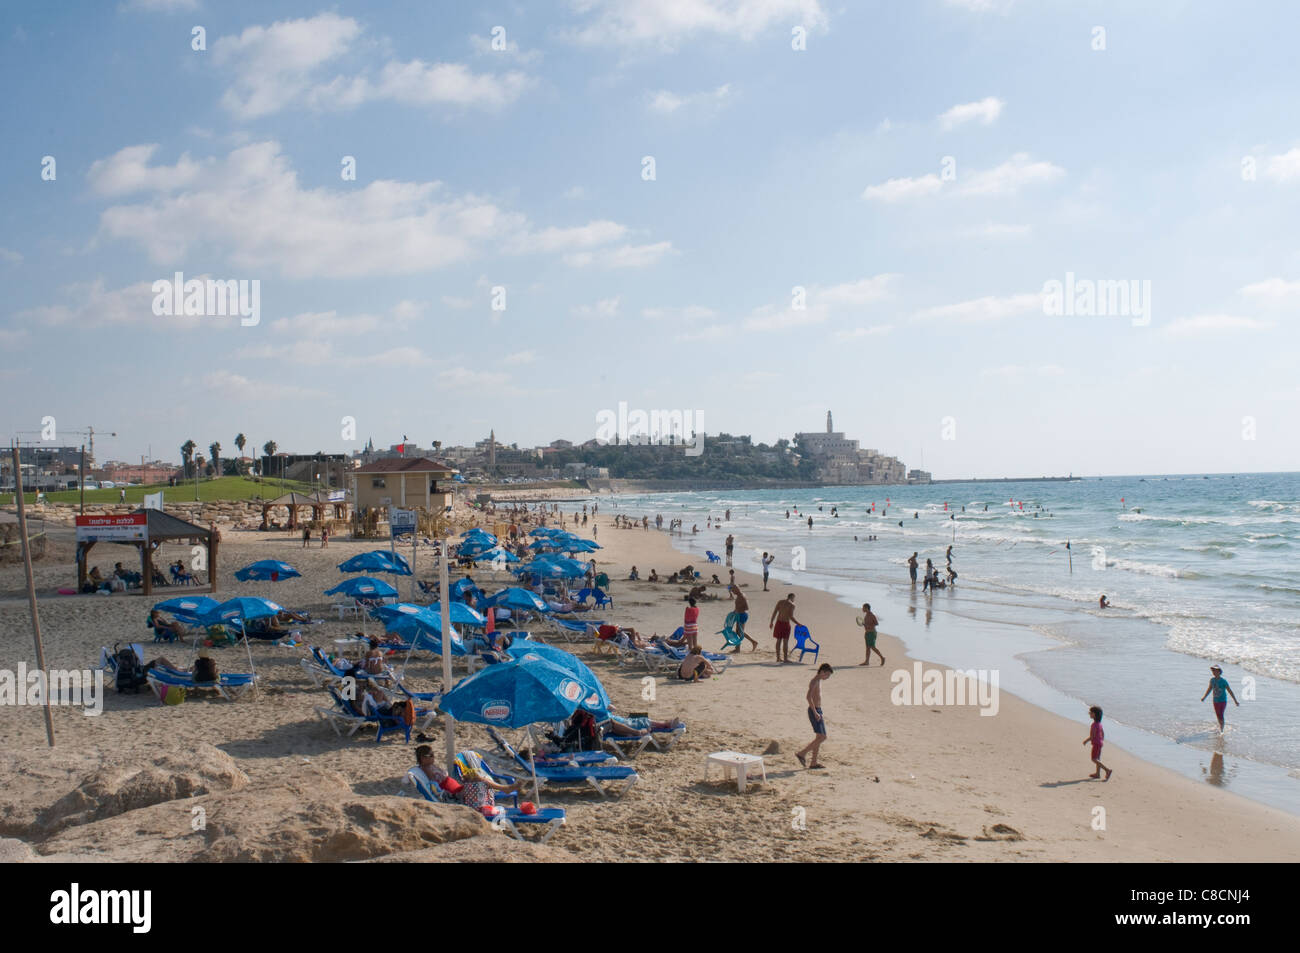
(314, 686, 412, 743)
(416, 763, 566, 843)
(145, 664, 257, 701)
(485, 726, 615, 767)
(488, 735, 639, 799)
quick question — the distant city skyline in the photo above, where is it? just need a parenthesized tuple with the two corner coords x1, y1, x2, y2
(3, 1, 1298, 478)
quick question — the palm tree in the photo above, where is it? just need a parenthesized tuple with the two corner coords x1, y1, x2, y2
(180, 439, 196, 478)
(263, 440, 277, 482)
(208, 441, 222, 478)
(235, 433, 247, 472)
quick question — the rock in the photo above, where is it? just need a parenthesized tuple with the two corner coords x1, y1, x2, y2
(37, 769, 490, 863)
(0, 744, 249, 840)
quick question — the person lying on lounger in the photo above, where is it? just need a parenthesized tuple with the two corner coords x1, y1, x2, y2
(603, 712, 684, 737)
(361, 683, 393, 716)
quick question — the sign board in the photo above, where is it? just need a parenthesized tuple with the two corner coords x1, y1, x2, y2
(390, 508, 416, 538)
(328, 490, 345, 502)
(143, 491, 164, 511)
(75, 513, 148, 543)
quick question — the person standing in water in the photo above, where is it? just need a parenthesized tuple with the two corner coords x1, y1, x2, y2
(907, 552, 919, 585)
(1200, 665, 1239, 731)
(1083, 706, 1112, 781)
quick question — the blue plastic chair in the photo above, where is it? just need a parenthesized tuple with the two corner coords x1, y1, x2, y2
(792, 624, 819, 664)
(705, 551, 721, 563)
(592, 588, 613, 609)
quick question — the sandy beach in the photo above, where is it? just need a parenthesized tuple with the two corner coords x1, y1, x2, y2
(2, 500, 1298, 863)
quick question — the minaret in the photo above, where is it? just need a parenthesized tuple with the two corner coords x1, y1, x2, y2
(826, 411, 833, 434)
(488, 430, 496, 470)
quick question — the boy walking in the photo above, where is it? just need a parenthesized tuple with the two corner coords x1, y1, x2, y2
(797, 663, 834, 769)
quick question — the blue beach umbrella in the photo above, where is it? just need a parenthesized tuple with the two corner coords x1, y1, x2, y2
(337, 550, 413, 576)
(324, 576, 398, 599)
(503, 641, 610, 715)
(461, 528, 497, 542)
(439, 656, 609, 728)
(152, 595, 220, 623)
(199, 596, 285, 678)
(234, 559, 301, 582)
(473, 546, 520, 565)
(482, 587, 550, 613)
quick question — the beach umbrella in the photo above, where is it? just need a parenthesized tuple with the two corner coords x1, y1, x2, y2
(199, 596, 285, 680)
(439, 655, 609, 727)
(337, 550, 413, 576)
(426, 600, 488, 627)
(371, 603, 467, 672)
(473, 546, 520, 566)
(152, 595, 219, 623)
(461, 528, 497, 543)
(482, 587, 550, 613)
(527, 538, 561, 551)
(234, 559, 301, 582)
(324, 576, 398, 599)
(449, 577, 479, 599)
(502, 641, 610, 715)
(517, 559, 587, 580)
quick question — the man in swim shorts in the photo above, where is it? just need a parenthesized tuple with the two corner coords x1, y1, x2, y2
(859, 603, 884, 666)
(769, 593, 800, 663)
(727, 585, 758, 652)
(796, 663, 833, 769)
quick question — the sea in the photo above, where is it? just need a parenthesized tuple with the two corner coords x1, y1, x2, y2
(594, 473, 1300, 815)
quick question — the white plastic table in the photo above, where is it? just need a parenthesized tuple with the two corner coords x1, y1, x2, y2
(704, 751, 767, 793)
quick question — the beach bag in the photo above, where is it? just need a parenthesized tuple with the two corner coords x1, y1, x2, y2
(114, 644, 145, 693)
(392, 699, 415, 728)
(158, 684, 186, 705)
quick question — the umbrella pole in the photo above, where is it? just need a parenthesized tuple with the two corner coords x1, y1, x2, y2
(527, 725, 542, 805)
(440, 538, 456, 771)
(241, 623, 256, 696)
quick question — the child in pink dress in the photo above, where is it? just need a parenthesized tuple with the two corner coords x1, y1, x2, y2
(1083, 706, 1112, 781)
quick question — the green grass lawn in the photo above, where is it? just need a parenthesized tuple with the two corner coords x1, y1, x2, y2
(13, 475, 324, 506)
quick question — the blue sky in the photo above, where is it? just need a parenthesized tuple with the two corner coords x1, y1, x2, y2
(2, 0, 1297, 478)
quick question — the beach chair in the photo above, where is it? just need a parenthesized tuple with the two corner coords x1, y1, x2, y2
(547, 616, 598, 643)
(591, 588, 613, 609)
(485, 726, 614, 767)
(616, 639, 680, 675)
(487, 736, 639, 800)
(602, 716, 686, 757)
(314, 686, 411, 743)
(705, 550, 721, 563)
(792, 625, 819, 664)
(660, 644, 731, 674)
(300, 646, 382, 687)
(717, 612, 743, 651)
(439, 758, 567, 843)
(145, 664, 257, 702)
(169, 565, 195, 586)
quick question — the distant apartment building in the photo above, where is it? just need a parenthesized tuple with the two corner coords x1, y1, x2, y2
(907, 469, 933, 484)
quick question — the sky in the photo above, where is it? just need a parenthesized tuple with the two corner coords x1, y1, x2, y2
(1, 0, 1297, 479)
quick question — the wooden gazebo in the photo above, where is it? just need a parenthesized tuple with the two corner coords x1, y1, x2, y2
(74, 509, 217, 596)
(259, 491, 349, 530)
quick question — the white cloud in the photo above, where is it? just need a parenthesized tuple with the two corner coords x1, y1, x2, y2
(469, 32, 543, 65)
(575, 297, 621, 318)
(741, 275, 898, 332)
(835, 325, 893, 340)
(1239, 277, 1300, 304)
(270, 310, 388, 336)
(436, 367, 518, 391)
(88, 144, 205, 196)
(816, 274, 898, 306)
(957, 153, 1064, 197)
(0, 247, 23, 264)
(503, 350, 536, 365)
(862, 174, 943, 202)
(643, 304, 717, 321)
(944, 0, 1015, 12)
(568, 0, 828, 48)
(564, 241, 674, 268)
(938, 96, 1004, 130)
(562, 186, 588, 199)
(673, 323, 734, 342)
(1162, 314, 1274, 336)
(441, 295, 475, 310)
(212, 14, 530, 118)
(202, 370, 323, 400)
(17, 278, 205, 329)
(648, 83, 733, 115)
(507, 220, 628, 254)
(1262, 148, 1300, 183)
(0, 327, 30, 348)
(913, 293, 1042, 322)
(863, 153, 1063, 202)
(92, 142, 648, 279)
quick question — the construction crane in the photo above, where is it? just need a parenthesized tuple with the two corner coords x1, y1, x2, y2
(58, 426, 118, 514)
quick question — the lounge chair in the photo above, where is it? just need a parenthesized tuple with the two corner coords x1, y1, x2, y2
(601, 715, 686, 757)
(487, 735, 639, 800)
(300, 646, 388, 687)
(485, 726, 615, 767)
(432, 761, 566, 844)
(145, 664, 256, 701)
(705, 550, 721, 563)
(546, 616, 601, 643)
(313, 686, 412, 743)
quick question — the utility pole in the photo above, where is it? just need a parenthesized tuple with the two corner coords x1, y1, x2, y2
(11, 445, 55, 747)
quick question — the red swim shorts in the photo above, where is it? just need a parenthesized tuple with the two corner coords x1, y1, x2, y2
(773, 620, 791, 641)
